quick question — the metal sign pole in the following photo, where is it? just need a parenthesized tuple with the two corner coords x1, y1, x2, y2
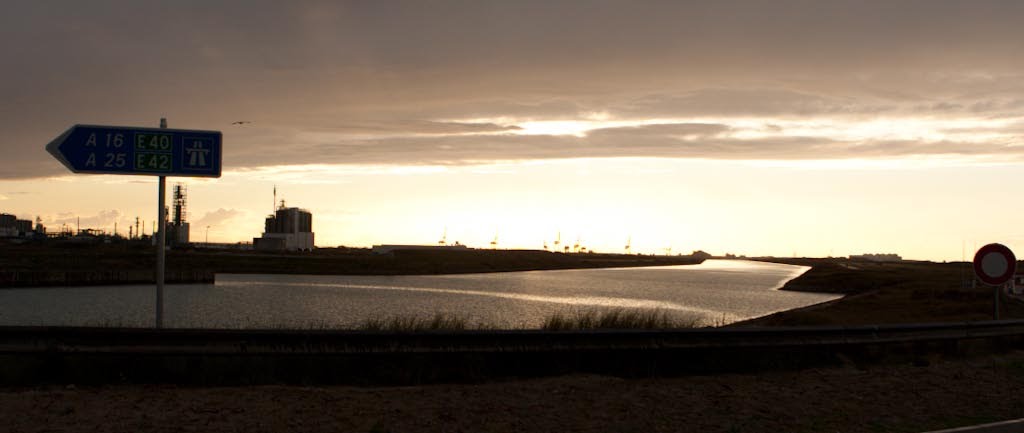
(994, 284, 1001, 320)
(156, 118, 167, 328)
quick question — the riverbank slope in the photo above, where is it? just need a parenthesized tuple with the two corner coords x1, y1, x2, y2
(738, 258, 1024, 326)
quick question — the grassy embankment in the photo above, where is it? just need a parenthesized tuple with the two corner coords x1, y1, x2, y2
(355, 309, 703, 332)
(739, 257, 1024, 326)
(0, 241, 704, 287)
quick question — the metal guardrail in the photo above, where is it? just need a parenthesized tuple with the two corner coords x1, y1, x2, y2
(1, 319, 1024, 355)
(2, 320, 1024, 385)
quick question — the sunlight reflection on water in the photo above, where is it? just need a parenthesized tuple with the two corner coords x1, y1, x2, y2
(0, 260, 836, 329)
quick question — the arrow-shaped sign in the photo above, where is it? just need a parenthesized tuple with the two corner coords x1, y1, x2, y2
(47, 124, 222, 178)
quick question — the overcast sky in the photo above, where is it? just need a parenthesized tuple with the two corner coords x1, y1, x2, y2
(2, 1, 1024, 259)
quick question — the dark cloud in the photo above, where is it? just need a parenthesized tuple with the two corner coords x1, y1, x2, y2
(220, 122, 1024, 169)
(2, 1, 1024, 179)
(307, 121, 520, 135)
(613, 89, 896, 119)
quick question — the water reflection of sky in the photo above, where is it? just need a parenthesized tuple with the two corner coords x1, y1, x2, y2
(0, 260, 836, 329)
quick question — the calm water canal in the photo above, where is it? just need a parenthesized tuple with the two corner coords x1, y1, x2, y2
(0, 260, 838, 329)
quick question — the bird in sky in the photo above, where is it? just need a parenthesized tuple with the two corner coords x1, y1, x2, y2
(231, 121, 252, 125)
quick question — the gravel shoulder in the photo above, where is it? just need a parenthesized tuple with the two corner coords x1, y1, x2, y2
(4, 350, 1024, 433)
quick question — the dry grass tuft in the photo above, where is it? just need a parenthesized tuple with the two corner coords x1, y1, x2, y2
(540, 308, 703, 331)
(359, 313, 470, 332)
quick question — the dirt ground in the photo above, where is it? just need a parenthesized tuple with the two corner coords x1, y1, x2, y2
(3, 351, 1024, 433)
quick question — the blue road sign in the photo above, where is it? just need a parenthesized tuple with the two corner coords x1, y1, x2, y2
(46, 124, 222, 177)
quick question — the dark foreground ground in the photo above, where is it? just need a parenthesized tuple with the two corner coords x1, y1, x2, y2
(3, 350, 1024, 433)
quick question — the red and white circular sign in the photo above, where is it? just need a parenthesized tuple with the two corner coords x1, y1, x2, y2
(974, 243, 1017, 286)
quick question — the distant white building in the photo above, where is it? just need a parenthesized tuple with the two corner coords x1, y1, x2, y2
(254, 202, 314, 251)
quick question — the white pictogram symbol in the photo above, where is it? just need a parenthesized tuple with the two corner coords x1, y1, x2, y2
(185, 141, 210, 167)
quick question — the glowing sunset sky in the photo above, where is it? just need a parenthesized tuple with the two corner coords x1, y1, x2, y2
(2, 1, 1024, 260)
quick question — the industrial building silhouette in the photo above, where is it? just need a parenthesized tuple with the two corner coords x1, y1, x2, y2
(254, 200, 314, 251)
(165, 184, 190, 247)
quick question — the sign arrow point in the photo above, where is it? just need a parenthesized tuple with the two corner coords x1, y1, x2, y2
(45, 125, 76, 173)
